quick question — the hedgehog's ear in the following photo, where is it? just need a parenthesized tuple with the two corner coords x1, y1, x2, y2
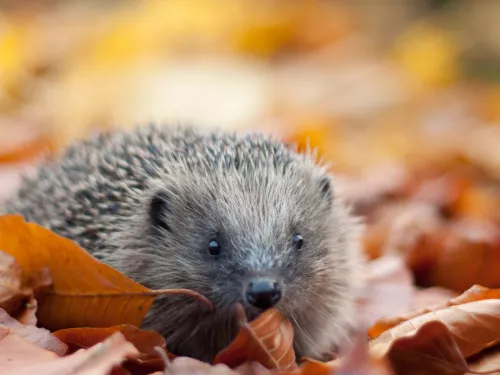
(318, 175, 333, 205)
(149, 190, 171, 232)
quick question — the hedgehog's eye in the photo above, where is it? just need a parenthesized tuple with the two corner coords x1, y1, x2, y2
(208, 239, 221, 256)
(293, 234, 304, 250)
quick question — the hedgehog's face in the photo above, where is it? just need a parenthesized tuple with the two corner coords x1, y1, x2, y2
(139, 165, 357, 359)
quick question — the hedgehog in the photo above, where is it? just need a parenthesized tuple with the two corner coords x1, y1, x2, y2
(1, 124, 363, 363)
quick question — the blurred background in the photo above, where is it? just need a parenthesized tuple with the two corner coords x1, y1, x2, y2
(1, 0, 500, 311)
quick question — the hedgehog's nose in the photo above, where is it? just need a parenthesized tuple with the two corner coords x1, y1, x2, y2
(245, 278, 281, 310)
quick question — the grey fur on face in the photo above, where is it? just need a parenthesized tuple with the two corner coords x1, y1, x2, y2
(1, 124, 363, 362)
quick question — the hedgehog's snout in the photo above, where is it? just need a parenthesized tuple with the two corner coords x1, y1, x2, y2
(244, 278, 281, 310)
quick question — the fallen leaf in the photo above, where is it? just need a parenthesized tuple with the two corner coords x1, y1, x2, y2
(392, 22, 460, 89)
(468, 345, 500, 374)
(214, 304, 296, 371)
(336, 333, 394, 375)
(0, 327, 61, 370)
(0, 250, 29, 317)
(371, 320, 471, 375)
(411, 286, 458, 311)
(166, 356, 239, 375)
(293, 332, 394, 375)
(0, 308, 67, 355)
(369, 284, 499, 338)
(17, 267, 52, 325)
(54, 324, 168, 357)
(54, 324, 173, 374)
(357, 255, 415, 326)
(0, 250, 52, 324)
(382, 202, 444, 279)
(427, 218, 500, 291)
(0, 215, 212, 331)
(1, 330, 139, 375)
(370, 299, 500, 359)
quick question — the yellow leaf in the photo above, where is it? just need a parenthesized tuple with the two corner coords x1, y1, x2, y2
(392, 22, 460, 89)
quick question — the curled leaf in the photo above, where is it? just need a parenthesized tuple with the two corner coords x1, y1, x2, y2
(371, 320, 471, 375)
(0, 308, 67, 356)
(369, 284, 500, 339)
(214, 304, 296, 371)
(54, 324, 173, 374)
(370, 300, 500, 359)
(1, 330, 139, 375)
(0, 250, 51, 323)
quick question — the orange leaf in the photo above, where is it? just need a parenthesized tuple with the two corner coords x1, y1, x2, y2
(0, 250, 30, 318)
(336, 334, 395, 375)
(1, 330, 138, 375)
(370, 299, 500, 359)
(0, 250, 51, 324)
(427, 219, 500, 291)
(0, 308, 67, 355)
(214, 305, 296, 371)
(468, 346, 500, 374)
(0, 215, 212, 331)
(54, 324, 167, 356)
(371, 320, 473, 375)
(54, 324, 173, 374)
(369, 284, 499, 338)
(291, 333, 394, 375)
(0, 133, 53, 164)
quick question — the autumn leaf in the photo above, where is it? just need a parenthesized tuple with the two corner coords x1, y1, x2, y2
(357, 255, 415, 326)
(1, 329, 139, 375)
(54, 324, 173, 374)
(290, 333, 394, 375)
(371, 320, 471, 375)
(0, 250, 30, 317)
(0, 250, 51, 324)
(426, 218, 500, 291)
(0, 215, 212, 331)
(369, 284, 499, 338)
(370, 299, 500, 359)
(0, 308, 67, 355)
(54, 324, 169, 357)
(468, 345, 500, 374)
(166, 357, 240, 375)
(336, 334, 395, 375)
(214, 304, 296, 371)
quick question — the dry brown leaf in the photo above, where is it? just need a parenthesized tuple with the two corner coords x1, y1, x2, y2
(383, 204, 500, 291)
(0, 250, 51, 324)
(357, 255, 415, 326)
(291, 333, 394, 375)
(214, 305, 296, 371)
(54, 324, 168, 357)
(54, 324, 173, 374)
(427, 219, 500, 291)
(369, 284, 500, 338)
(370, 299, 500, 359)
(336, 334, 395, 375)
(0, 250, 29, 317)
(0, 215, 212, 331)
(371, 320, 471, 375)
(0, 326, 61, 370)
(468, 345, 500, 374)
(166, 357, 239, 375)
(411, 286, 458, 311)
(17, 267, 52, 325)
(1, 330, 139, 375)
(0, 308, 67, 355)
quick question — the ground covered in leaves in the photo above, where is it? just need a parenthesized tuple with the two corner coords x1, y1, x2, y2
(2, 1, 500, 374)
